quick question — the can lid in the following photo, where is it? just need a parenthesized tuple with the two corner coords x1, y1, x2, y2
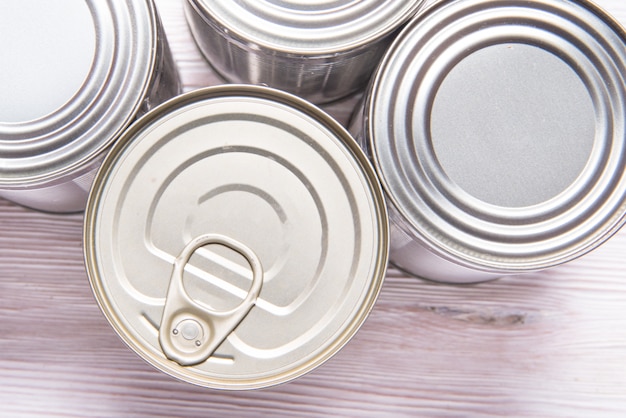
(84, 85, 388, 389)
(0, 0, 158, 187)
(190, 0, 425, 53)
(369, 0, 626, 273)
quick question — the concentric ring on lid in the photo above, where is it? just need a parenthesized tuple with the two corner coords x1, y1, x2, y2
(84, 85, 388, 389)
(190, 0, 425, 53)
(0, 0, 158, 186)
(368, 0, 626, 273)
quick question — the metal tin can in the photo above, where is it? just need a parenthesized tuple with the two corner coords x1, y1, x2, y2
(0, 0, 180, 213)
(351, 0, 626, 284)
(183, 0, 426, 104)
(83, 85, 389, 389)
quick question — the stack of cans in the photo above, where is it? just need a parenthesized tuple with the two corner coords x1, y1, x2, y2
(2, 0, 626, 389)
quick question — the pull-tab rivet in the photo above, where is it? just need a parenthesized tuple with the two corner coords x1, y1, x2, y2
(158, 234, 264, 366)
(180, 320, 201, 341)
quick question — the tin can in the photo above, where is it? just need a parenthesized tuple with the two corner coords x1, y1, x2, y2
(83, 85, 388, 389)
(183, 0, 426, 104)
(351, 0, 626, 284)
(0, 0, 180, 213)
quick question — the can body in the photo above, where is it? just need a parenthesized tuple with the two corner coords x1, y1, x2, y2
(84, 85, 388, 389)
(352, 0, 626, 283)
(184, 0, 425, 104)
(0, 0, 180, 213)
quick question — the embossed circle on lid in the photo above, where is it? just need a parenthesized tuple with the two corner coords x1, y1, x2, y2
(84, 85, 388, 389)
(369, 0, 626, 273)
(191, 0, 425, 52)
(0, 0, 158, 186)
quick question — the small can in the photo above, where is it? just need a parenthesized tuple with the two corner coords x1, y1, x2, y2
(0, 0, 180, 213)
(351, 0, 626, 283)
(184, 0, 426, 104)
(83, 85, 388, 389)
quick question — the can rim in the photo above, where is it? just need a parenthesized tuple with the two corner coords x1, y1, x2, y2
(187, 0, 425, 55)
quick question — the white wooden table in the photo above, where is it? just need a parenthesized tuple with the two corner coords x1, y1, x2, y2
(2, 0, 626, 416)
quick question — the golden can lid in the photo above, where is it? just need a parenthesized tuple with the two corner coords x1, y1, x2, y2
(84, 85, 389, 389)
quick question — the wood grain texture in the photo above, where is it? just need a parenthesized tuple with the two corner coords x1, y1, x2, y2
(1, 0, 626, 416)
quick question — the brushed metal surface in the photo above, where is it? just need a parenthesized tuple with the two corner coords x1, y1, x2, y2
(356, 0, 626, 283)
(184, 0, 425, 103)
(0, 0, 180, 212)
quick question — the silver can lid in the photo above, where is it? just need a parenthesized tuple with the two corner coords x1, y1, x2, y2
(189, 0, 425, 53)
(84, 85, 388, 389)
(0, 0, 158, 187)
(368, 0, 626, 273)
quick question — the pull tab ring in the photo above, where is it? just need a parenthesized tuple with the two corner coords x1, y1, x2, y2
(158, 234, 263, 366)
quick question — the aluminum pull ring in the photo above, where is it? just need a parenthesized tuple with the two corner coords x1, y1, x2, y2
(158, 234, 263, 366)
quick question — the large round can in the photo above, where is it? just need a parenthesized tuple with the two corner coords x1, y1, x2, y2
(184, 0, 426, 104)
(0, 0, 180, 213)
(351, 0, 626, 284)
(83, 85, 388, 389)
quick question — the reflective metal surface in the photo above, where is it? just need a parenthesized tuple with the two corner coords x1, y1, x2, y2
(0, 0, 180, 213)
(184, 0, 425, 104)
(354, 0, 626, 283)
(84, 85, 388, 389)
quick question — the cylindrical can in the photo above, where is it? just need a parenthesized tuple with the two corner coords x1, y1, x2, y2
(351, 0, 626, 284)
(0, 0, 180, 213)
(84, 85, 388, 389)
(184, 0, 426, 104)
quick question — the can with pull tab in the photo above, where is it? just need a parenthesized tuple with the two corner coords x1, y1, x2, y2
(84, 85, 389, 389)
